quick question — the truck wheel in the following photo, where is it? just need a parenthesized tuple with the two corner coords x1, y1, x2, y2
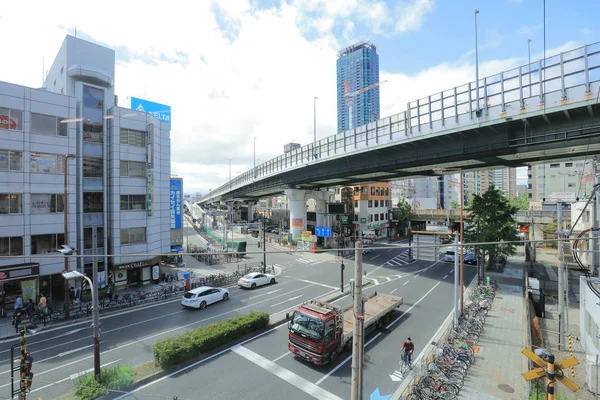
(346, 338, 353, 351)
(376, 318, 384, 329)
(330, 351, 338, 364)
(383, 312, 392, 324)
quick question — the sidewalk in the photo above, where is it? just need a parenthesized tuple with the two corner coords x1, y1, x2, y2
(458, 258, 528, 400)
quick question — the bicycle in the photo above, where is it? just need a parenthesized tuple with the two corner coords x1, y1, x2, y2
(400, 350, 413, 374)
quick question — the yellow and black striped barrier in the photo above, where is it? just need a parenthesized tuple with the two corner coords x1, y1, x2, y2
(568, 334, 575, 378)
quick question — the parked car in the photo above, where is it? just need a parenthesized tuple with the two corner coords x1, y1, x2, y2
(443, 248, 456, 263)
(464, 251, 478, 265)
(362, 245, 373, 255)
(238, 272, 276, 289)
(181, 286, 230, 309)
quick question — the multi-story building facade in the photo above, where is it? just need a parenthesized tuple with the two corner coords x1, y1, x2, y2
(527, 159, 594, 202)
(0, 35, 170, 306)
(336, 41, 380, 132)
(335, 183, 391, 237)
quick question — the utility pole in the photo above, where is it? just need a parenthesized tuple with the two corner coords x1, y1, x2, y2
(350, 240, 364, 400)
(594, 158, 600, 276)
(557, 202, 565, 350)
(91, 227, 101, 380)
(262, 218, 267, 273)
(454, 232, 460, 328)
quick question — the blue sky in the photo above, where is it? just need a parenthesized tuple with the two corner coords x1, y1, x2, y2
(1, 0, 598, 194)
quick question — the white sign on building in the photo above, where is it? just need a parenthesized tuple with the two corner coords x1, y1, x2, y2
(549, 192, 576, 202)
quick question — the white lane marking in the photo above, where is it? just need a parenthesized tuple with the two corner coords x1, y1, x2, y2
(390, 370, 403, 382)
(385, 277, 392, 282)
(58, 343, 100, 357)
(443, 274, 449, 280)
(270, 295, 303, 308)
(315, 282, 442, 386)
(113, 324, 289, 399)
(272, 351, 290, 363)
(450, 269, 454, 273)
(0, 283, 323, 376)
(233, 345, 343, 400)
(370, 254, 380, 260)
(30, 359, 122, 395)
(388, 249, 394, 252)
(390, 289, 398, 294)
(68, 358, 122, 380)
(250, 289, 282, 300)
(403, 281, 410, 286)
(369, 278, 380, 285)
(280, 277, 337, 290)
(414, 274, 419, 278)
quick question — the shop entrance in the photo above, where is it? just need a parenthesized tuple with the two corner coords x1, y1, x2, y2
(127, 268, 141, 285)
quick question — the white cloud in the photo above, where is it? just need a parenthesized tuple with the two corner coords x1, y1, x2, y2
(395, 0, 435, 33)
(0, 1, 581, 196)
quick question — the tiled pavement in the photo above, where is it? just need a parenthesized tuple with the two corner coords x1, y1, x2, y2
(458, 262, 528, 400)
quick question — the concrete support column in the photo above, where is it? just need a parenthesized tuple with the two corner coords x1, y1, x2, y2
(247, 203, 254, 222)
(285, 189, 307, 239)
(312, 190, 334, 228)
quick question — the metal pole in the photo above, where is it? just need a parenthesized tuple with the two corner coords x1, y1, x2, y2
(350, 239, 364, 400)
(262, 218, 267, 273)
(474, 9, 480, 115)
(557, 202, 564, 351)
(340, 261, 344, 293)
(253, 138, 256, 179)
(63, 156, 70, 320)
(594, 158, 600, 277)
(91, 230, 101, 381)
(459, 170, 464, 314)
(454, 232, 460, 328)
(528, 39, 532, 97)
(313, 97, 318, 159)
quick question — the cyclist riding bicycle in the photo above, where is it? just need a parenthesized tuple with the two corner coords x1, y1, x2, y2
(402, 337, 414, 365)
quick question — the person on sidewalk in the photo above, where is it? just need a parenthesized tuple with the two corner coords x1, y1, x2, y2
(14, 295, 23, 312)
(402, 337, 415, 365)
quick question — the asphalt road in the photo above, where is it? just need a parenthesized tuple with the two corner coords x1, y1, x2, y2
(110, 247, 476, 400)
(0, 243, 474, 400)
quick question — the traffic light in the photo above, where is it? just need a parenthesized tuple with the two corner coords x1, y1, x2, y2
(23, 352, 33, 391)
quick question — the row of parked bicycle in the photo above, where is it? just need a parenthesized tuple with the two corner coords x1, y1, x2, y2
(13, 265, 267, 330)
(405, 281, 497, 399)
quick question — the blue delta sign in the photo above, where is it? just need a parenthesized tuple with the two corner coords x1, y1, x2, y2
(131, 97, 171, 128)
(169, 179, 183, 230)
(315, 226, 331, 238)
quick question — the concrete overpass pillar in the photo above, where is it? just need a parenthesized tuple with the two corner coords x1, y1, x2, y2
(247, 203, 254, 222)
(285, 189, 307, 239)
(312, 190, 334, 228)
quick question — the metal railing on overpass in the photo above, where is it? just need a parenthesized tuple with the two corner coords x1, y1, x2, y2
(200, 41, 600, 203)
(411, 209, 570, 221)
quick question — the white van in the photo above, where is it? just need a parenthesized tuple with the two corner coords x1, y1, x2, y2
(443, 247, 456, 263)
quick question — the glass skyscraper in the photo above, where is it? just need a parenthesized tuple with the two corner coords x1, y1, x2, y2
(336, 41, 380, 133)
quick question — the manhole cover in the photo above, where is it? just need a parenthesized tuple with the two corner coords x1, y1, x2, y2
(364, 354, 371, 362)
(498, 383, 515, 393)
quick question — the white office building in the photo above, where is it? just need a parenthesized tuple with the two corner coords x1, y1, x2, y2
(0, 35, 171, 306)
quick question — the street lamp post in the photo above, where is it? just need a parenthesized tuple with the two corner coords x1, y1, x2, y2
(62, 270, 100, 380)
(253, 138, 257, 179)
(434, 167, 464, 314)
(528, 39, 532, 97)
(313, 97, 318, 159)
(474, 9, 480, 116)
(63, 154, 75, 320)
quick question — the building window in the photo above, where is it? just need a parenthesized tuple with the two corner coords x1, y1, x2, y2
(83, 192, 103, 213)
(30, 194, 64, 214)
(83, 262, 105, 279)
(375, 214, 379, 221)
(380, 213, 384, 220)
(361, 187, 367, 195)
(385, 188, 389, 196)
(370, 187, 375, 195)
(549, 163, 560, 168)
(0, 149, 23, 171)
(368, 214, 373, 222)
(353, 214, 358, 222)
(354, 200, 358, 209)
(368, 200, 373, 208)
(375, 200, 379, 207)
(83, 86, 104, 109)
(0, 236, 23, 256)
(83, 121, 103, 143)
(121, 227, 146, 245)
(84, 227, 104, 249)
(30, 153, 65, 174)
(83, 157, 103, 178)
(528, 184, 532, 189)
(0, 194, 22, 214)
(565, 162, 573, 167)
(31, 233, 64, 254)
(567, 183, 576, 188)
(528, 193, 532, 199)
(120, 195, 146, 211)
(120, 161, 146, 177)
(31, 113, 68, 136)
(120, 128, 146, 147)
(0, 108, 23, 131)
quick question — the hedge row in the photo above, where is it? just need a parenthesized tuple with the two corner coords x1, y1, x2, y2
(75, 365, 136, 400)
(152, 312, 270, 369)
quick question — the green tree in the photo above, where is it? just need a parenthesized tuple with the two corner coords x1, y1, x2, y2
(395, 198, 412, 232)
(465, 186, 519, 269)
(510, 192, 529, 211)
(450, 200, 460, 210)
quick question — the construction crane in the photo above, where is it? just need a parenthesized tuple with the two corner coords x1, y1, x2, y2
(343, 80, 387, 130)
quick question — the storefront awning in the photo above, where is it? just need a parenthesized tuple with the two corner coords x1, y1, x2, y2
(171, 245, 184, 252)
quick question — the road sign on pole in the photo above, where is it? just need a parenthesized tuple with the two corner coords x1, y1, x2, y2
(522, 348, 580, 395)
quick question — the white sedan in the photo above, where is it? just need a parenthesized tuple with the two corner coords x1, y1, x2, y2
(238, 272, 276, 289)
(181, 286, 230, 309)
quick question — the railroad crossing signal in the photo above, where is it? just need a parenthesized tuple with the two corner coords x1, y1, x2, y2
(522, 348, 580, 393)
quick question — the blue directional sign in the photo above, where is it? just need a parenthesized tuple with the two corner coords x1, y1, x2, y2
(315, 226, 332, 238)
(370, 387, 392, 400)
